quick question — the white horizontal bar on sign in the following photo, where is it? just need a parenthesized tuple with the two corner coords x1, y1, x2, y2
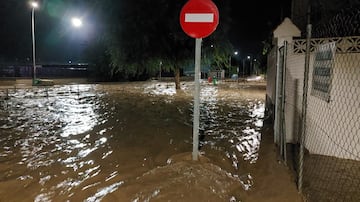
(185, 13, 214, 23)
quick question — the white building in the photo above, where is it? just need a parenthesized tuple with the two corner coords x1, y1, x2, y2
(266, 18, 360, 161)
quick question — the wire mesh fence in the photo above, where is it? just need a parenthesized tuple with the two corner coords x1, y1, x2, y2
(281, 5, 360, 202)
(300, 6, 360, 202)
(300, 41, 360, 201)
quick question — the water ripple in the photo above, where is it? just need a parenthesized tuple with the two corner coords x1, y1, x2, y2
(0, 82, 265, 201)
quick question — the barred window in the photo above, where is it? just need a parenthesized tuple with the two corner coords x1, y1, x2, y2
(311, 42, 336, 102)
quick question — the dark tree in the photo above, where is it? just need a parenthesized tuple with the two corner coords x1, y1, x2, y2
(86, 0, 232, 87)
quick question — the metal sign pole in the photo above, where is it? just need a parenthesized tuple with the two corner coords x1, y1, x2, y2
(32, 7, 37, 83)
(192, 38, 202, 161)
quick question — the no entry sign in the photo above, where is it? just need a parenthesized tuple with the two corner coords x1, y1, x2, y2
(180, 0, 219, 38)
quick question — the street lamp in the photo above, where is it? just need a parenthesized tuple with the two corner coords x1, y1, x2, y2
(234, 51, 239, 76)
(30, 1, 39, 84)
(241, 55, 251, 77)
(229, 51, 239, 66)
(246, 55, 253, 75)
(30, 1, 38, 8)
(71, 17, 83, 28)
(229, 51, 239, 78)
(253, 58, 258, 75)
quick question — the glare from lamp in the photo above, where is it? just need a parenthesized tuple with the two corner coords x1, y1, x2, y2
(71, 18, 83, 28)
(30, 1, 39, 8)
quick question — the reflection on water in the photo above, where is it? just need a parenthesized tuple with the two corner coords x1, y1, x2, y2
(198, 85, 264, 193)
(144, 82, 264, 192)
(199, 85, 264, 165)
(0, 82, 265, 201)
(0, 85, 120, 201)
(144, 82, 177, 96)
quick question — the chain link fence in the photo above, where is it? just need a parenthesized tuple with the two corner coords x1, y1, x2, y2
(299, 6, 360, 202)
(279, 6, 360, 202)
(267, 5, 360, 202)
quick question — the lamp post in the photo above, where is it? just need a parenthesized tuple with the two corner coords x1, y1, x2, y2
(241, 55, 251, 77)
(234, 51, 239, 76)
(228, 51, 238, 78)
(159, 61, 162, 81)
(30, 1, 38, 85)
(253, 58, 257, 75)
(229, 51, 238, 66)
(242, 59, 245, 77)
(247, 55, 251, 75)
(29, 4, 83, 84)
(247, 55, 254, 75)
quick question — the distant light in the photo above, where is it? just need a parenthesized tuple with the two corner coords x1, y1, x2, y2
(210, 44, 214, 48)
(71, 18, 83, 27)
(30, 1, 39, 8)
(234, 51, 238, 55)
(247, 56, 251, 59)
(68, 60, 72, 64)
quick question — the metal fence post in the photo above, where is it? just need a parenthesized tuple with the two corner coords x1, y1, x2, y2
(299, 22, 312, 193)
(281, 41, 288, 165)
(274, 47, 282, 145)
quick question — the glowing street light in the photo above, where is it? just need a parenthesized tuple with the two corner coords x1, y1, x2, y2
(30, 1, 39, 84)
(71, 17, 83, 28)
(30, 1, 38, 8)
(245, 55, 253, 75)
(28, 1, 84, 85)
(242, 55, 252, 77)
(234, 51, 239, 75)
(229, 51, 239, 67)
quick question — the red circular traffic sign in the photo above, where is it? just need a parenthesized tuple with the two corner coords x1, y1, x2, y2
(180, 0, 219, 38)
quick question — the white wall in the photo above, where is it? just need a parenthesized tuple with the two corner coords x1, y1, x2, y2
(305, 52, 360, 160)
(283, 39, 360, 160)
(284, 43, 306, 143)
(266, 47, 277, 105)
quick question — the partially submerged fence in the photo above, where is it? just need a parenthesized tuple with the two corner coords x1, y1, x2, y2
(298, 6, 360, 201)
(268, 6, 360, 202)
(288, 36, 359, 202)
(0, 64, 89, 78)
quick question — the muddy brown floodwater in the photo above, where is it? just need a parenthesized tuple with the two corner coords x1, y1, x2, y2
(0, 81, 302, 202)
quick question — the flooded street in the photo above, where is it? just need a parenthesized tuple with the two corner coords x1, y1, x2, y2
(0, 81, 300, 201)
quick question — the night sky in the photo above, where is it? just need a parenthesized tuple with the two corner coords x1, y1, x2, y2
(230, 0, 291, 56)
(0, 0, 291, 64)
